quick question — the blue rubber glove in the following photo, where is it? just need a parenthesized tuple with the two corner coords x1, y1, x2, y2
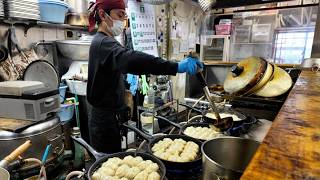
(177, 57, 203, 75)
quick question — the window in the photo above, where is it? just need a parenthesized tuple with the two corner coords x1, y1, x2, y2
(273, 29, 315, 64)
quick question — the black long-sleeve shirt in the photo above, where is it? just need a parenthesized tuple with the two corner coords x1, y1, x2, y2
(87, 32, 178, 109)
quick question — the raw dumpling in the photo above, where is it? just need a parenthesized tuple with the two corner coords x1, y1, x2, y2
(125, 166, 141, 179)
(102, 176, 118, 180)
(102, 161, 119, 170)
(133, 171, 149, 180)
(134, 156, 144, 164)
(99, 167, 115, 176)
(147, 171, 161, 180)
(149, 163, 159, 172)
(115, 164, 130, 177)
(108, 157, 123, 165)
(123, 156, 135, 166)
(92, 172, 102, 180)
(137, 161, 148, 171)
(168, 155, 179, 162)
(129, 156, 143, 167)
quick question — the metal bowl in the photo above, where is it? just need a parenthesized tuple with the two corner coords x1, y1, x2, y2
(56, 40, 91, 61)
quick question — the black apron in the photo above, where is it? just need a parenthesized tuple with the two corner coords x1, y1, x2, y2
(88, 106, 129, 154)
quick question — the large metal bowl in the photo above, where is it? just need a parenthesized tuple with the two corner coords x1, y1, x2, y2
(202, 137, 260, 180)
(56, 40, 91, 61)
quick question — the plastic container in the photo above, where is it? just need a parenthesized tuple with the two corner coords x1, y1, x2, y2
(39, 0, 69, 23)
(66, 79, 87, 96)
(215, 25, 231, 35)
(59, 84, 68, 104)
(58, 103, 75, 122)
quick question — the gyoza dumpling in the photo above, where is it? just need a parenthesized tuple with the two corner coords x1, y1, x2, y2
(123, 155, 134, 166)
(145, 160, 154, 165)
(180, 152, 197, 161)
(92, 172, 102, 180)
(173, 138, 186, 145)
(102, 176, 118, 180)
(125, 166, 141, 179)
(115, 164, 130, 177)
(108, 157, 122, 165)
(129, 156, 143, 167)
(98, 167, 115, 176)
(168, 155, 179, 162)
(134, 156, 144, 164)
(155, 152, 170, 161)
(102, 161, 119, 170)
(147, 171, 161, 180)
(137, 161, 148, 170)
(144, 162, 159, 173)
(120, 178, 129, 180)
(149, 163, 159, 172)
(133, 170, 149, 180)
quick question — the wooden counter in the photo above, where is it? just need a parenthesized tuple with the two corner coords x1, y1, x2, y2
(242, 70, 320, 180)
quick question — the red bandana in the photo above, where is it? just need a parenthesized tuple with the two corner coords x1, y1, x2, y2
(88, 0, 125, 32)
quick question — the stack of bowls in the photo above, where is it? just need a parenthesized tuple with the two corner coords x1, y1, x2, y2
(0, 1, 4, 17)
(5, 0, 40, 20)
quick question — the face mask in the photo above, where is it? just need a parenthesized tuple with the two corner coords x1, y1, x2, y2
(104, 13, 124, 36)
(111, 20, 125, 36)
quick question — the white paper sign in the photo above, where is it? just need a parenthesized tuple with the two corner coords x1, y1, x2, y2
(179, 40, 189, 53)
(128, 0, 158, 57)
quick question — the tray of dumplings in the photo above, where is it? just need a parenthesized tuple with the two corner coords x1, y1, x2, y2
(92, 156, 162, 180)
(152, 138, 200, 163)
(71, 135, 166, 180)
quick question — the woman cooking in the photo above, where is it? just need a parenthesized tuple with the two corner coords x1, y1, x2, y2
(87, 0, 203, 153)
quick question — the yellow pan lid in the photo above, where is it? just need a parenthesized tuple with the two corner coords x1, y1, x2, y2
(254, 66, 292, 97)
(223, 57, 268, 96)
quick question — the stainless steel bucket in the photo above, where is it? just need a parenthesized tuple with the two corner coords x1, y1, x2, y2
(0, 167, 9, 180)
(202, 137, 260, 180)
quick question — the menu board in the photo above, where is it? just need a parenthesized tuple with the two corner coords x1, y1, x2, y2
(128, 0, 158, 57)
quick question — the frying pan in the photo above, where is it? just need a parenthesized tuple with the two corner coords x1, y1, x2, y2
(179, 103, 246, 131)
(122, 124, 203, 171)
(155, 116, 221, 142)
(179, 103, 257, 136)
(71, 135, 166, 180)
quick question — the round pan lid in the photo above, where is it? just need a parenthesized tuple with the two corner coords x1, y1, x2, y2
(223, 57, 268, 96)
(23, 60, 59, 90)
(254, 66, 292, 97)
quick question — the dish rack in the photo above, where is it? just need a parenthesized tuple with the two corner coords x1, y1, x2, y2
(4, 0, 41, 20)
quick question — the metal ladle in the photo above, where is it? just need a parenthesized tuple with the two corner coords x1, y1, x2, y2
(195, 70, 233, 130)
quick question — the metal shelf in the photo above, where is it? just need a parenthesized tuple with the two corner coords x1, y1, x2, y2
(137, 100, 178, 113)
(232, 42, 273, 45)
(0, 17, 90, 35)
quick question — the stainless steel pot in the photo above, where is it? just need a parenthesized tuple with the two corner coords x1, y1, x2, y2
(56, 40, 91, 61)
(0, 167, 9, 180)
(301, 58, 320, 72)
(65, 12, 89, 27)
(0, 118, 64, 170)
(66, 0, 89, 13)
(201, 137, 260, 180)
